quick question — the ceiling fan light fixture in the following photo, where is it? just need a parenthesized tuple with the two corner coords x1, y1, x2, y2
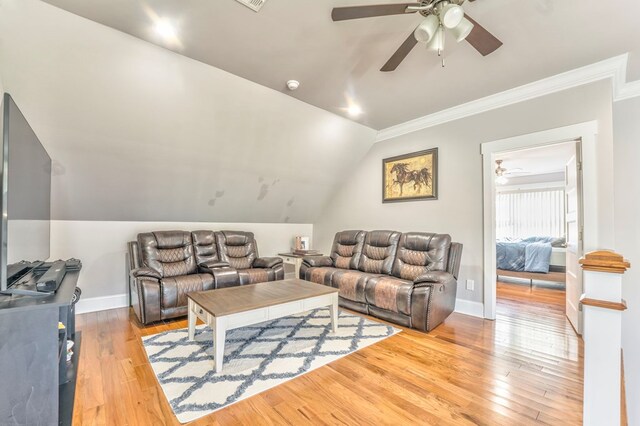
(451, 17, 474, 42)
(414, 14, 440, 44)
(439, 3, 464, 29)
(426, 26, 445, 52)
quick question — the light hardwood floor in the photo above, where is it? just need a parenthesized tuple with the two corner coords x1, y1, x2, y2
(72, 282, 582, 425)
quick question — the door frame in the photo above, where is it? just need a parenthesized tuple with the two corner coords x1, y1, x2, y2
(481, 121, 599, 320)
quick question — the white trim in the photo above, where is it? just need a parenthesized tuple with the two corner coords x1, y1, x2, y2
(75, 293, 128, 314)
(376, 54, 639, 142)
(481, 121, 598, 320)
(454, 299, 484, 318)
(617, 79, 640, 101)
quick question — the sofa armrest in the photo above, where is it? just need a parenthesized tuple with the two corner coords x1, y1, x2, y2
(131, 267, 162, 280)
(211, 267, 240, 289)
(411, 271, 458, 332)
(199, 260, 230, 269)
(253, 257, 283, 269)
(413, 271, 455, 286)
(302, 256, 333, 268)
(130, 276, 162, 324)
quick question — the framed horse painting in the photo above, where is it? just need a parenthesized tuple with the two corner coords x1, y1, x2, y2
(382, 148, 438, 202)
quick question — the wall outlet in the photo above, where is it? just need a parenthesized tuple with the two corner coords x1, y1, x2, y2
(466, 279, 474, 291)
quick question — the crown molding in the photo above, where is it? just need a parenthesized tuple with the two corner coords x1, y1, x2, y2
(616, 79, 640, 102)
(376, 53, 640, 142)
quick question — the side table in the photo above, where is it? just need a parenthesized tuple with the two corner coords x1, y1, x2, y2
(278, 252, 325, 279)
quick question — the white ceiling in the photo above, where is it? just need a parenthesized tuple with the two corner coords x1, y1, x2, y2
(41, 0, 640, 129)
(498, 141, 575, 177)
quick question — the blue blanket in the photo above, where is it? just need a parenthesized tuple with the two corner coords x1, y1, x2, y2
(497, 239, 552, 273)
(497, 242, 526, 271)
(524, 242, 552, 273)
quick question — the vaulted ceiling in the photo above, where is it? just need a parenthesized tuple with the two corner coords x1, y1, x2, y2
(42, 0, 640, 129)
(0, 0, 377, 223)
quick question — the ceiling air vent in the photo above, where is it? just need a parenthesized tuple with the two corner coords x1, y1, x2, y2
(234, 0, 266, 12)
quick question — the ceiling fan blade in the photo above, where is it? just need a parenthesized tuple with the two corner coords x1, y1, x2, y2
(380, 29, 419, 72)
(331, 3, 420, 21)
(464, 15, 503, 56)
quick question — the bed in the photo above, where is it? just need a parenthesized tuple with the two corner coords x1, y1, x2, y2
(496, 237, 566, 285)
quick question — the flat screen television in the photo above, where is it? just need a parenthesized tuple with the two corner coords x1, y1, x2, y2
(0, 93, 52, 292)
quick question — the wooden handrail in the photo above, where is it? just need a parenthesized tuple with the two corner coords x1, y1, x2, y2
(580, 296, 627, 311)
(579, 250, 631, 274)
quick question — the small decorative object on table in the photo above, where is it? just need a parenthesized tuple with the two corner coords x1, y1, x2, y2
(293, 236, 311, 251)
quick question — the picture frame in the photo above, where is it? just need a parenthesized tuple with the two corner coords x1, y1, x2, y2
(382, 148, 438, 203)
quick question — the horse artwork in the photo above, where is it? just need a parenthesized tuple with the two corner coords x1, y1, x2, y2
(383, 148, 438, 202)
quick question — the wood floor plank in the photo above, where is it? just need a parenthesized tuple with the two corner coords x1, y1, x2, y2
(73, 280, 583, 425)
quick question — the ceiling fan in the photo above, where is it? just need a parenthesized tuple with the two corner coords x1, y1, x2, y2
(495, 160, 528, 184)
(331, 0, 502, 71)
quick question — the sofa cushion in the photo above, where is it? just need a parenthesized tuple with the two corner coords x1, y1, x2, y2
(160, 273, 214, 309)
(365, 277, 413, 315)
(331, 270, 380, 304)
(304, 266, 340, 286)
(217, 231, 258, 270)
(138, 230, 197, 278)
(192, 230, 220, 265)
(237, 268, 275, 285)
(357, 230, 401, 274)
(391, 233, 452, 280)
(329, 230, 366, 270)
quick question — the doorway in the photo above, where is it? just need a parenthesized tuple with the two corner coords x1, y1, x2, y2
(492, 142, 579, 331)
(481, 121, 599, 334)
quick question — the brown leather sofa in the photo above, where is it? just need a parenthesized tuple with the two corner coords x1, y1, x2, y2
(299, 230, 462, 332)
(127, 230, 284, 324)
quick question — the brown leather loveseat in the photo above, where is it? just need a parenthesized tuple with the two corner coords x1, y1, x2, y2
(300, 230, 462, 332)
(127, 230, 284, 324)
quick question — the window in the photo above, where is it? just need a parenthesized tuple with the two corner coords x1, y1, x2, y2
(496, 189, 565, 239)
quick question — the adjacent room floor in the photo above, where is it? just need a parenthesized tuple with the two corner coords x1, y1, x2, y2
(72, 286, 583, 425)
(497, 278, 567, 312)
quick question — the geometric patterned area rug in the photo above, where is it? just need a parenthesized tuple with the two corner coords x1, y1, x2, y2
(142, 308, 400, 423)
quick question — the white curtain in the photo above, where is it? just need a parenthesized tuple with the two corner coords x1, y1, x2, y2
(496, 189, 565, 239)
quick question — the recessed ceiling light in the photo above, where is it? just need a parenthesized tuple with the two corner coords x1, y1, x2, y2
(155, 19, 176, 39)
(347, 104, 363, 117)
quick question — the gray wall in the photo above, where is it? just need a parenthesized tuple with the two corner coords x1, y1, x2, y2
(314, 81, 614, 304)
(0, 0, 377, 224)
(613, 96, 640, 426)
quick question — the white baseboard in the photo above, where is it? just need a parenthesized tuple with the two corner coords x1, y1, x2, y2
(454, 299, 484, 318)
(75, 293, 128, 314)
(75, 293, 485, 319)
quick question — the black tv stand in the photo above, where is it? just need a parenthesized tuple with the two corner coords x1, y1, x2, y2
(0, 260, 82, 425)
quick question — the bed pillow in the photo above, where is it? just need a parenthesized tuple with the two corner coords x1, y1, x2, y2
(524, 242, 552, 273)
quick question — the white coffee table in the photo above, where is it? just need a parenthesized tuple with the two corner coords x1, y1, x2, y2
(187, 278, 339, 373)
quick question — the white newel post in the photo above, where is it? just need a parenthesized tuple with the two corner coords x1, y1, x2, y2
(579, 251, 630, 426)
